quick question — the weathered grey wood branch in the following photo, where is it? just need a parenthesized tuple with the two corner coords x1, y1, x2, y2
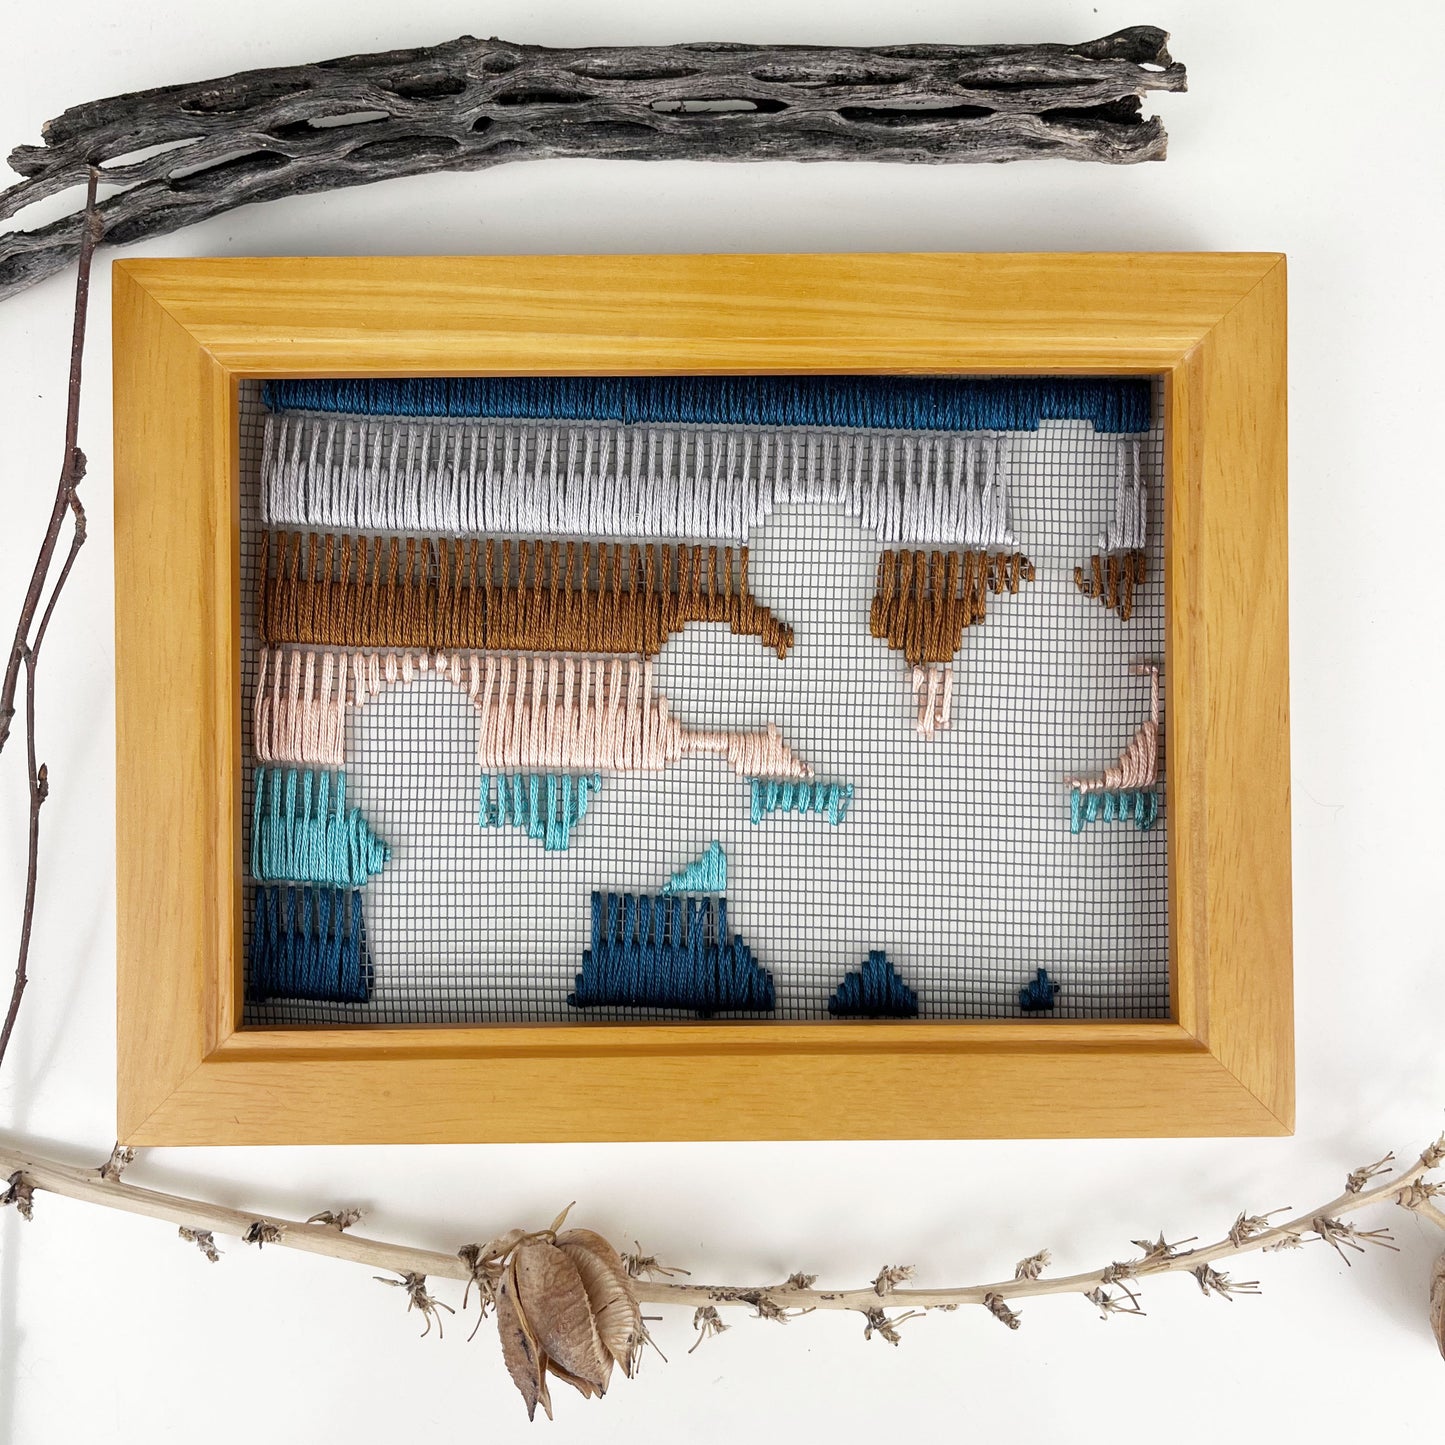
(0, 27, 1184, 300)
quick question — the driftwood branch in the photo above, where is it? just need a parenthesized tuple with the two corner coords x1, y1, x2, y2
(3, 1134, 1440, 1324)
(0, 173, 101, 1070)
(0, 27, 1185, 300)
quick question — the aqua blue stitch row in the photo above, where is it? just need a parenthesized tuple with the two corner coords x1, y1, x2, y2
(262, 375, 1151, 434)
(251, 767, 390, 888)
(248, 885, 370, 1003)
(749, 778, 853, 826)
(569, 891, 774, 1017)
(479, 772, 601, 852)
(1069, 787, 1159, 833)
(661, 842, 727, 895)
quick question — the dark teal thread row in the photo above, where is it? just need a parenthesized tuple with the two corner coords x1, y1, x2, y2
(263, 376, 1150, 434)
(828, 951, 919, 1019)
(478, 772, 601, 852)
(569, 891, 774, 1017)
(1019, 967, 1060, 1012)
(251, 767, 390, 887)
(248, 885, 370, 1003)
(1070, 787, 1158, 833)
(749, 778, 853, 826)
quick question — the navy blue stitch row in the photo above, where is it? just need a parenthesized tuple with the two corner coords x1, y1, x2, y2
(827, 950, 919, 1019)
(568, 890, 774, 1017)
(248, 885, 371, 1003)
(262, 375, 1151, 434)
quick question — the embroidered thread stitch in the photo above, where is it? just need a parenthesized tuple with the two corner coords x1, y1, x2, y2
(250, 766, 390, 887)
(1076, 447, 1149, 621)
(478, 771, 601, 852)
(661, 841, 727, 895)
(248, 885, 371, 1003)
(827, 951, 919, 1018)
(1075, 548, 1147, 621)
(1067, 664, 1161, 833)
(260, 411, 1021, 547)
(568, 890, 775, 1016)
(1018, 968, 1060, 1012)
(258, 532, 793, 658)
(263, 374, 1153, 434)
(748, 778, 854, 825)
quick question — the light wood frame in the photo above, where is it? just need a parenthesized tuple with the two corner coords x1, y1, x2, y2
(113, 252, 1290, 1145)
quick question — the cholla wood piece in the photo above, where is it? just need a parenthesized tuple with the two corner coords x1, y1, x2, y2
(1, 29, 1185, 300)
(870, 548, 1034, 669)
(257, 532, 793, 658)
(111, 251, 1290, 1145)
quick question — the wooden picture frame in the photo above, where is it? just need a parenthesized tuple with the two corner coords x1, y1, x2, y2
(113, 251, 1290, 1145)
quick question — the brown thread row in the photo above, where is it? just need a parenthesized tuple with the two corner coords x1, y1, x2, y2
(869, 549, 1035, 668)
(1073, 549, 1146, 621)
(258, 533, 795, 658)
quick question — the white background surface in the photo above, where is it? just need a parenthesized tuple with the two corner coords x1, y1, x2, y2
(1, 2, 1442, 1440)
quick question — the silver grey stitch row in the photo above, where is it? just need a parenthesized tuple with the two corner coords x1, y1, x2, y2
(260, 411, 1019, 549)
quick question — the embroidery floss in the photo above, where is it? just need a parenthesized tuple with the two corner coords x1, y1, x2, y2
(251, 766, 390, 886)
(568, 891, 774, 1017)
(748, 778, 854, 825)
(260, 410, 1021, 548)
(248, 885, 371, 1002)
(264, 374, 1153, 435)
(661, 841, 727, 895)
(1067, 664, 1161, 833)
(1018, 968, 1060, 1012)
(252, 647, 348, 768)
(258, 532, 794, 658)
(1077, 448, 1149, 621)
(1075, 548, 1147, 621)
(827, 951, 919, 1018)
(478, 771, 601, 852)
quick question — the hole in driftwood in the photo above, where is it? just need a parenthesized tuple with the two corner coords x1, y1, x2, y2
(649, 97, 787, 115)
(101, 138, 200, 170)
(492, 88, 592, 106)
(179, 78, 313, 115)
(349, 135, 463, 165)
(169, 151, 290, 189)
(837, 103, 994, 125)
(387, 75, 468, 100)
(566, 61, 699, 82)
(750, 65, 912, 87)
(1041, 97, 1144, 126)
(303, 110, 393, 129)
(4, 178, 131, 233)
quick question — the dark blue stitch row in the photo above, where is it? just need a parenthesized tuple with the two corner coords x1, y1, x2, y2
(262, 375, 1151, 434)
(247, 885, 371, 1003)
(827, 950, 919, 1019)
(568, 890, 774, 1017)
(1019, 968, 1061, 1013)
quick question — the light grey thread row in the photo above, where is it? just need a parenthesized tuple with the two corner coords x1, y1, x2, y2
(260, 410, 1017, 548)
(1098, 440, 1148, 552)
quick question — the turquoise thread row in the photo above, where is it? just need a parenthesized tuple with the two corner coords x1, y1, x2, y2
(569, 891, 774, 1017)
(661, 842, 727, 895)
(1069, 787, 1158, 833)
(248, 885, 370, 1003)
(251, 767, 390, 887)
(478, 772, 601, 852)
(749, 778, 854, 826)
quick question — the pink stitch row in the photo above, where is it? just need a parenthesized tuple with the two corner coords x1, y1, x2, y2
(911, 663, 954, 740)
(253, 648, 348, 767)
(1070, 663, 1161, 793)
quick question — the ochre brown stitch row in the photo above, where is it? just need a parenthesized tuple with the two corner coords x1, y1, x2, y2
(869, 548, 1035, 668)
(1073, 549, 1146, 621)
(257, 532, 795, 658)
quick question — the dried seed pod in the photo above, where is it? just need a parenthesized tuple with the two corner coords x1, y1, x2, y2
(557, 1228, 646, 1378)
(1431, 1251, 1445, 1362)
(512, 1239, 611, 1397)
(497, 1253, 551, 1422)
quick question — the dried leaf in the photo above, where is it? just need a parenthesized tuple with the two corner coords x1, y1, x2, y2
(557, 1228, 645, 1379)
(497, 1256, 550, 1421)
(1430, 1252, 1445, 1363)
(512, 1240, 610, 1398)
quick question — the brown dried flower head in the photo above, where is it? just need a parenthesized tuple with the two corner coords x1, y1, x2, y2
(496, 1225, 645, 1421)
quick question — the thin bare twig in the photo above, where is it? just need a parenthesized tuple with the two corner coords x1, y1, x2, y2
(0, 169, 102, 1073)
